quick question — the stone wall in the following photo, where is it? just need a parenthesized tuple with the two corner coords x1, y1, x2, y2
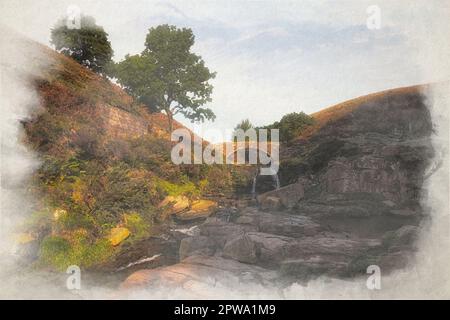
(97, 104, 149, 139)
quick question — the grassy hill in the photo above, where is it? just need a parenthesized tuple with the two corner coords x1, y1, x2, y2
(20, 41, 234, 271)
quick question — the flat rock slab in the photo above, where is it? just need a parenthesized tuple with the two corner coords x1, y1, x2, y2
(236, 211, 321, 237)
(222, 230, 381, 270)
(120, 255, 278, 291)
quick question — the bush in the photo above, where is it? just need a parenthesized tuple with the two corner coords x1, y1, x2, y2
(39, 231, 113, 271)
(39, 236, 71, 270)
(156, 178, 200, 197)
(124, 212, 151, 240)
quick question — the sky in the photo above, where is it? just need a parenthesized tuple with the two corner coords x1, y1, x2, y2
(1, 0, 450, 142)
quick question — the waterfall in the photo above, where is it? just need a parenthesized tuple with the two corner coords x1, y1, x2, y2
(272, 174, 280, 190)
(251, 168, 280, 198)
(251, 175, 257, 198)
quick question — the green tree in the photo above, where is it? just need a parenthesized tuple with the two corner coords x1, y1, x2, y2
(264, 112, 314, 143)
(114, 25, 216, 132)
(232, 119, 256, 141)
(51, 15, 113, 74)
(234, 119, 254, 132)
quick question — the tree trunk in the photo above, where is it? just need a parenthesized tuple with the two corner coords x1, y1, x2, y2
(167, 111, 173, 133)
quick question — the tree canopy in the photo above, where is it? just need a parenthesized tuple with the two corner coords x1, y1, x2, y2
(233, 119, 254, 133)
(262, 112, 314, 143)
(114, 24, 216, 131)
(51, 15, 113, 74)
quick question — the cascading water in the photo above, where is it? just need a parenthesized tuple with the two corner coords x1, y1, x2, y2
(251, 175, 257, 198)
(251, 167, 280, 198)
(272, 173, 280, 189)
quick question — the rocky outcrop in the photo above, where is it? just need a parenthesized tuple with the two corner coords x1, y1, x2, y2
(122, 85, 434, 289)
(122, 206, 386, 285)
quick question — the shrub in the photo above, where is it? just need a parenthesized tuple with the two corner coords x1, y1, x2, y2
(39, 236, 72, 270)
(156, 178, 200, 197)
(124, 212, 150, 240)
(39, 231, 113, 271)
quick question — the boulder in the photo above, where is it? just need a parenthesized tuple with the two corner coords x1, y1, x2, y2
(240, 231, 381, 269)
(254, 212, 321, 237)
(245, 232, 294, 265)
(259, 196, 282, 211)
(108, 227, 130, 246)
(257, 182, 304, 209)
(176, 200, 218, 221)
(179, 235, 215, 260)
(158, 195, 190, 218)
(120, 255, 278, 291)
(223, 234, 257, 264)
(200, 217, 256, 247)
